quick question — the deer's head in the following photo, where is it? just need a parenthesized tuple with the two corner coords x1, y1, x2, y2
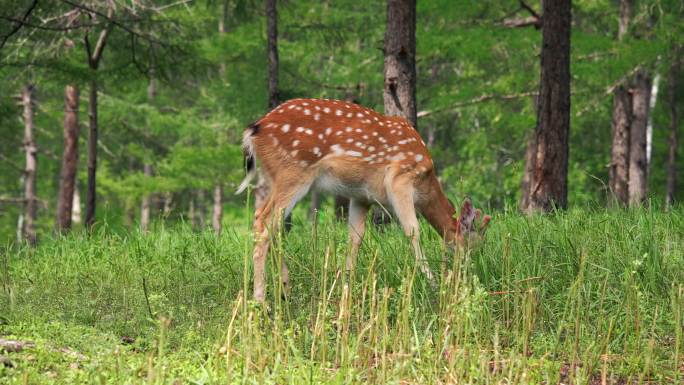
(451, 198, 491, 249)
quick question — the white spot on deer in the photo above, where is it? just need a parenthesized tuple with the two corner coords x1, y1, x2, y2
(288, 105, 295, 109)
(372, 132, 378, 136)
(325, 127, 333, 136)
(391, 145, 399, 152)
(281, 124, 291, 133)
(305, 129, 313, 135)
(346, 112, 353, 118)
(295, 107, 302, 111)
(290, 150, 298, 157)
(314, 113, 321, 121)
(362, 119, 371, 124)
(373, 117, 378, 121)
(378, 122, 384, 126)
(388, 152, 406, 161)
(355, 128, 362, 133)
(318, 133, 324, 140)
(378, 151, 385, 156)
(323, 107, 331, 113)
(302, 102, 309, 106)
(266, 123, 275, 128)
(314, 105, 321, 111)
(415, 154, 424, 162)
(296, 126, 305, 133)
(299, 160, 309, 167)
(368, 146, 375, 152)
(362, 135, 369, 140)
(345, 126, 353, 133)
(330, 144, 344, 154)
(398, 139, 408, 145)
(336, 109, 343, 116)
(408, 151, 414, 155)
(390, 130, 396, 135)
(355, 142, 367, 149)
(272, 137, 279, 145)
(336, 131, 343, 136)
(293, 140, 300, 147)
(313, 147, 321, 156)
(304, 109, 311, 115)
(379, 137, 387, 143)
(346, 150, 363, 157)
(346, 138, 354, 143)
(356, 113, 364, 118)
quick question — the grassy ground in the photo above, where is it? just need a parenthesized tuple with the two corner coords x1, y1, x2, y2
(0, 206, 683, 384)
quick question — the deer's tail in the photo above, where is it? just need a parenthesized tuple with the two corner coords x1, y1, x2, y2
(235, 122, 259, 195)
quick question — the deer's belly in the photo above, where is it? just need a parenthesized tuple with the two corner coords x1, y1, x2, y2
(313, 172, 386, 204)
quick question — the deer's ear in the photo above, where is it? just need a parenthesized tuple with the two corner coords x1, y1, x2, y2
(458, 198, 476, 229)
(480, 215, 491, 234)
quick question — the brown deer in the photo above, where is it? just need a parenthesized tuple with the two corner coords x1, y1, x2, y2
(237, 98, 490, 301)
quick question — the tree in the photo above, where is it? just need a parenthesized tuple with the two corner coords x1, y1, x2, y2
(84, 6, 114, 230)
(56, 85, 80, 232)
(609, 86, 631, 205)
(627, 70, 652, 205)
(141, 77, 156, 232)
(666, 46, 680, 207)
(21, 84, 37, 245)
(524, 0, 571, 212)
(383, 0, 417, 128)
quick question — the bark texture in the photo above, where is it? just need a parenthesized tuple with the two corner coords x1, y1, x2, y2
(266, 0, 279, 109)
(527, 0, 572, 212)
(57, 84, 80, 231)
(628, 70, 652, 205)
(22, 85, 37, 246)
(383, 0, 417, 128)
(609, 86, 631, 205)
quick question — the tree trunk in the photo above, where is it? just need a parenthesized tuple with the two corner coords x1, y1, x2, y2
(646, 73, 660, 168)
(266, 0, 279, 109)
(21, 85, 37, 246)
(666, 52, 679, 207)
(72, 180, 82, 225)
(519, 135, 536, 210)
(56, 84, 80, 232)
(141, 77, 156, 232)
(85, 78, 98, 229)
(618, 0, 631, 41)
(526, 0, 571, 213)
(212, 184, 223, 235)
(609, 86, 631, 206)
(197, 189, 206, 230)
(628, 70, 652, 205)
(140, 163, 153, 232)
(383, 0, 417, 128)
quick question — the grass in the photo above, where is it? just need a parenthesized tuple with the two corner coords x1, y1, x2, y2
(0, 206, 683, 384)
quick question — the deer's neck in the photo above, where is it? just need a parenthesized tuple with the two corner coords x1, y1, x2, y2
(418, 175, 458, 244)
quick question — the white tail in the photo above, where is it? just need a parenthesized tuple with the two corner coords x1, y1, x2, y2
(238, 98, 490, 301)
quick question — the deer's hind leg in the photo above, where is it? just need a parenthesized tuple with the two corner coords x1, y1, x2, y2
(251, 175, 313, 302)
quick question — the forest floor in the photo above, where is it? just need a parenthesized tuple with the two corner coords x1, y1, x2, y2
(1, 207, 683, 384)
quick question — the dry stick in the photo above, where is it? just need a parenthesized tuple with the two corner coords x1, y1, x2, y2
(142, 277, 154, 319)
(417, 91, 537, 118)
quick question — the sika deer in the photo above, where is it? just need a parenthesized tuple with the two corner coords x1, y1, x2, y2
(237, 98, 490, 301)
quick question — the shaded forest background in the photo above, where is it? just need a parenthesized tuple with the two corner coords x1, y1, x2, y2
(0, 0, 682, 245)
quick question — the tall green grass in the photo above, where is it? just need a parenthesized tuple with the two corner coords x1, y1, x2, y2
(1, 206, 682, 384)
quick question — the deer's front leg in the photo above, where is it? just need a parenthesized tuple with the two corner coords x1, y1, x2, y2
(347, 199, 370, 271)
(387, 178, 434, 281)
